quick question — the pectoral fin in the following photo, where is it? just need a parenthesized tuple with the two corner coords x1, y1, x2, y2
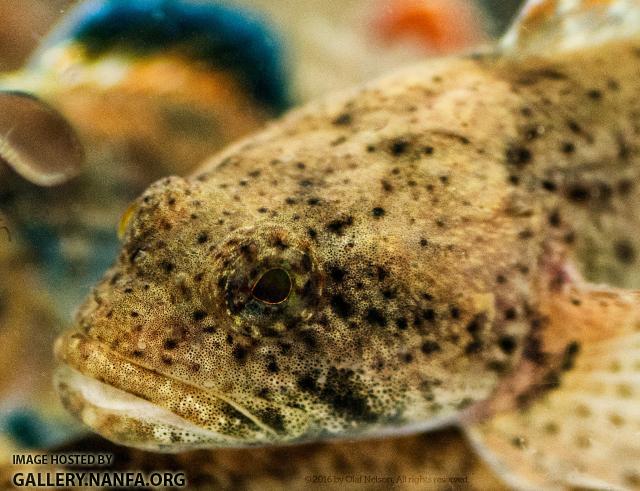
(0, 91, 84, 186)
(466, 285, 640, 490)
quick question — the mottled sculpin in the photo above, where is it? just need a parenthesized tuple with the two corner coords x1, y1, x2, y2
(55, 0, 640, 488)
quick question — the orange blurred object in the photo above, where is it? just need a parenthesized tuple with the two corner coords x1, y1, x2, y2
(374, 0, 488, 53)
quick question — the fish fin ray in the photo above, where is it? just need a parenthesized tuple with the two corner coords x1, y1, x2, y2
(466, 286, 640, 490)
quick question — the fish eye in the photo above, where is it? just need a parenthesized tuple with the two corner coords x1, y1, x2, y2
(252, 268, 292, 304)
(211, 227, 322, 337)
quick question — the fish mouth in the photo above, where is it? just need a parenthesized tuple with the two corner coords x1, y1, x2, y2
(54, 330, 279, 452)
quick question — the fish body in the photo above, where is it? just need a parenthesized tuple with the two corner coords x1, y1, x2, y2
(51, 0, 640, 489)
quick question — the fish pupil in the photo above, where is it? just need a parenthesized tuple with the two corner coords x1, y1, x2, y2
(252, 268, 292, 304)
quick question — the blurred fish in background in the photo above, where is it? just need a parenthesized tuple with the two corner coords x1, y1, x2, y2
(0, 0, 524, 468)
(0, 1, 76, 71)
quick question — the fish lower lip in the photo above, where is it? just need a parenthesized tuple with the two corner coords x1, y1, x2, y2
(55, 365, 223, 452)
(54, 330, 276, 451)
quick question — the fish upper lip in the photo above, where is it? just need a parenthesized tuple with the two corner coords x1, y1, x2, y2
(54, 329, 279, 447)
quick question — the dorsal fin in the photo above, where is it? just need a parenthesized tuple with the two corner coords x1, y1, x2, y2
(501, 0, 640, 55)
(29, 0, 290, 113)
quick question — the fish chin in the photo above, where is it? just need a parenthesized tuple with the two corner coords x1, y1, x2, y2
(54, 331, 281, 451)
(54, 365, 235, 452)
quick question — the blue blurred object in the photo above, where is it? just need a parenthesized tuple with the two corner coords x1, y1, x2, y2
(20, 223, 120, 318)
(2, 408, 73, 449)
(38, 0, 291, 113)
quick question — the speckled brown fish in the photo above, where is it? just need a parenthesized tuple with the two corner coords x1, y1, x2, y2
(54, 1, 640, 489)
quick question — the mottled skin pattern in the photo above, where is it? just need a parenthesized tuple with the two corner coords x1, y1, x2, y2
(54, 35, 640, 455)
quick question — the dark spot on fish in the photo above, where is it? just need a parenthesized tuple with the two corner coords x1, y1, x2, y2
(192, 310, 207, 321)
(372, 207, 385, 217)
(465, 341, 482, 354)
(617, 179, 633, 195)
(421, 341, 441, 355)
(506, 145, 532, 167)
(523, 336, 547, 365)
(297, 374, 317, 391)
(587, 89, 602, 100)
(327, 216, 353, 234)
(332, 113, 352, 126)
(561, 142, 575, 154)
(266, 358, 279, 373)
(164, 339, 177, 350)
(566, 184, 590, 202)
(542, 179, 557, 192)
(197, 232, 209, 244)
(422, 309, 436, 322)
(561, 341, 580, 371)
(402, 353, 414, 363)
(320, 368, 377, 422)
(518, 68, 567, 85)
(390, 139, 410, 156)
(466, 314, 485, 335)
(160, 261, 175, 273)
(329, 266, 347, 283)
(232, 345, 248, 363)
(567, 119, 581, 133)
(257, 408, 285, 433)
(498, 336, 517, 355)
(614, 240, 636, 264)
(366, 308, 387, 327)
(331, 295, 353, 318)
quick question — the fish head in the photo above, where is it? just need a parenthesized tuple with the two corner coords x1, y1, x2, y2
(54, 166, 541, 451)
(54, 63, 544, 451)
